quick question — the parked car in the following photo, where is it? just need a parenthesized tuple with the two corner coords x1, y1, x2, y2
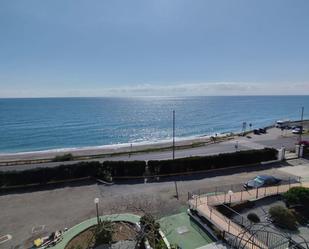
(292, 127, 303, 134)
(253, 129, 260, 135)
(243, 175, 281, 189)
(259, 128, 267, 134)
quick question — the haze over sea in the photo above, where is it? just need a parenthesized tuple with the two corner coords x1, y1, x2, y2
(0, 96, 308, 154)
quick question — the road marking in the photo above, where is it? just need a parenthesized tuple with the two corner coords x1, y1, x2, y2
(0, 234, 12, 244)
(32, 225, 45, 234)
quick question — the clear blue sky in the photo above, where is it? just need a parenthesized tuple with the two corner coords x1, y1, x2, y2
(1, 0, 309, 97)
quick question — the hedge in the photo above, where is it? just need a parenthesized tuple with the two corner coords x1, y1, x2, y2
(148, 148, 277, 175)
(103, 161, 146, 177)
(0, 148, 277, 187)
(0, 160, 147, 187)
(0, 161, 109, 187)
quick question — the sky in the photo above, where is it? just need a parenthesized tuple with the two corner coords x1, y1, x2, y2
(0, 0, 309, 97)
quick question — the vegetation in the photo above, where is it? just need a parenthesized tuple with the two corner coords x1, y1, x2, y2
(247, 212, 260, 223)
(284, 187, 309, 209)
(269, 205, 298, 230)
(52, 153, 74, 162)
(140, 213, 165, 249)
(0, 161, 111, 187)
(0, 148, 277, 188)
(94, 220, 114, 246)
(103, 160, 146, 177)
(148, 148, 277, 175)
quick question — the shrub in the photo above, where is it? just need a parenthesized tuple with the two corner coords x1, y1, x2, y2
(148, 148, 277, 175)
(0, 161, 110, 187)
(52, 153, 74, 162)
(283, 187, 309, 209)
(247, 213, 260, 223)
(103, 160, 146, 177)
(95, 220, 114, 245)
(140, 213, 161, 247)
(269, 205, 298, 230)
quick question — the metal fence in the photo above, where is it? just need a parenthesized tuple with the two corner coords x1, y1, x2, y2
(188, 178, 307, 249)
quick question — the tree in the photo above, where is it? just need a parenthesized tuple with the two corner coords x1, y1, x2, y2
(94, 220, 114, 246)
(283, 187, 309, 209)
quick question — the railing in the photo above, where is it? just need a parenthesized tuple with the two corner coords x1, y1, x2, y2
(188, 180, 308, 249)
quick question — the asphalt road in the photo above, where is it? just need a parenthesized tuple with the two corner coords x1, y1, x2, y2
(1, 128, 308, 172)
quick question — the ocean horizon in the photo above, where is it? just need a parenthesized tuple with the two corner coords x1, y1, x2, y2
(0, 95, 308, 154)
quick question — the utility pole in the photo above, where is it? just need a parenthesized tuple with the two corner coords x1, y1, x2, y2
(173, 110, 175, 160)
(299, 107, 304, 142)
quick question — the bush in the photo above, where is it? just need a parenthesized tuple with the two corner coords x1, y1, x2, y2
(0, 161, 110, 187)
(283, 187, 309, 209)
(52, 153, 74, 162)
(95, 220, 114, 246)
(247, 213, 260, 223)
(140, 213, 161, 248)
(148, 148, 277, 175)
(103, 161, 146, 177)
(269, 205, 298, 230)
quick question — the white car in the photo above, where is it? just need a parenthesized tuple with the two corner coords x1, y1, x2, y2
(292, 128, 303, 134)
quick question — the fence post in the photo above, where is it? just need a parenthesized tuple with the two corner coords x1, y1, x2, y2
(210, 207, 212, 220)
(266, 231, 269, 246)
(256, 187, 259, 199)
(264, 187, 266, 196)
(224, 193, 226, 203)
(277, 185, 279, 195)
(228, 220, 230, 233)
(195, 196, 198, 208)
(289, 177, 291, 189)
(240, 190, 243, 202)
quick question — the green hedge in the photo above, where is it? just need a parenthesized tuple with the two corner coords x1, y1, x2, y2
(103, 160, 146, 177)
(0, 161, 147, 187)
(0, 161, 110, 187)
(0, 148, 277, 187)
(148, 148, 277, 175)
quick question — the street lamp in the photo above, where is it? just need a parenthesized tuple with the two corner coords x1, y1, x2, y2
(228, 190, 233, 204)
(94, 197, 100, 225)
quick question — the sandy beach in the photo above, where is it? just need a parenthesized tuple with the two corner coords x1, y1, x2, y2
(0, 132, 235, 162)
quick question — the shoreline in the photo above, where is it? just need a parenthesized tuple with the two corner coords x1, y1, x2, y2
(0, 132, 236, 162)
(1, 118, 306, 162)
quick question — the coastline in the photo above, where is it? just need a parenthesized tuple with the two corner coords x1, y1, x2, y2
(0, 132, 235, 162)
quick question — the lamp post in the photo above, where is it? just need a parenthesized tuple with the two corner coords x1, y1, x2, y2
(94, 197, 100, 225)
(228, 190, 233, 204)
(172, 110, 175, 160)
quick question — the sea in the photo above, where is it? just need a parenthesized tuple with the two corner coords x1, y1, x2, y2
(0, 96, 308, 154)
